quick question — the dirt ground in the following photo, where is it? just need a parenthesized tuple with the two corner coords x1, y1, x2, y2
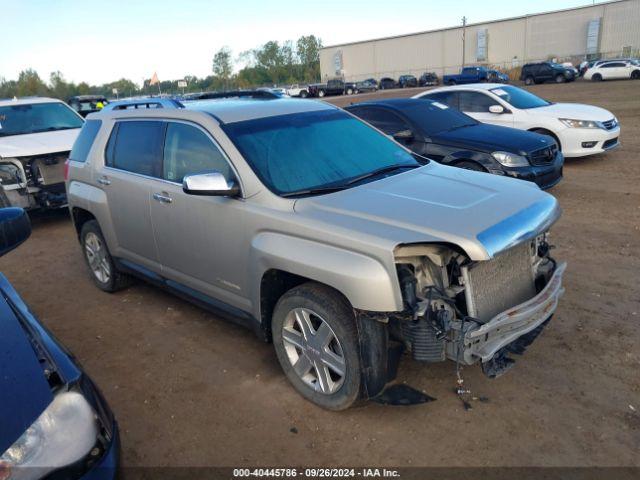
(1, 80, 638, 468)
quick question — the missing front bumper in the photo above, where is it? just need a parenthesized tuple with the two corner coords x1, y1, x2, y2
(461, 261, 566, 365)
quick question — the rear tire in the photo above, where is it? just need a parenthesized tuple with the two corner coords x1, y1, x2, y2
(318, 90, 325, 98)
(346, 88, 353, 95)
(80, 220, 132, 293)
(448, 80, 456, 86)
(299, 90, 308, 98)
(272, 283, 362, 410)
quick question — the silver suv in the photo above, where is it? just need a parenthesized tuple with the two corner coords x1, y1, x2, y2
(66, 97, 566, 410)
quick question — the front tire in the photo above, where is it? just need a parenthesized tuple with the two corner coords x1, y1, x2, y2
(631, 70, 640, 80)
(299, 90, 308, 98)
(272, 283, 362, 410)
(524, 76, 534, 86)
(346, 88, 353, 95)
(317, 90, 325, 98)
(555, 74, 566, 83)
(591, 73, 602, 82)
(80, 220, 132, 293)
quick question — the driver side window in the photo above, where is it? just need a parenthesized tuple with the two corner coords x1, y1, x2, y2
(457, 91, 495, 112)
(163, 122, 232, 183)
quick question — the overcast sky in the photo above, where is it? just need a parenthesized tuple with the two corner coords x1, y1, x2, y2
(2, 0, 598, 85)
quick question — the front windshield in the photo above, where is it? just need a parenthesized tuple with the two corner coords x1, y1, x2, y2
(0, 102, 84, 137)
(222, 109, 419, 196)
(489, 86, 551, 109)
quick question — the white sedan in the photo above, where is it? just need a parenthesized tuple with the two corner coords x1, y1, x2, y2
(584, 60, 640, 81)
(414, 84, 620, 158)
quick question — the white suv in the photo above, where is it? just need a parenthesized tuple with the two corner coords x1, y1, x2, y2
(414, 84, 620, 158)
(0, 97, 84, 209)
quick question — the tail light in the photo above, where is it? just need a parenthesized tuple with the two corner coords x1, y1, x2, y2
(64, 159, 70, 181)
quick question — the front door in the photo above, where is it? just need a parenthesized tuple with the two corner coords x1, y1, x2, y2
(100, 120, 164, 272)
(456, 91, 514, 128)
(149, 120, 251, 312)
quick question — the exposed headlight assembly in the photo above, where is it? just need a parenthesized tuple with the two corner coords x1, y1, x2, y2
(559, 118, 601, 129)
(0, 391, 98, 480)
(491, 151, 529, 167)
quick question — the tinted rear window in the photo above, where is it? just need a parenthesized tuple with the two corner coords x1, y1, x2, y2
(109, 121, 164, 177)
(69, 119, 102, 162)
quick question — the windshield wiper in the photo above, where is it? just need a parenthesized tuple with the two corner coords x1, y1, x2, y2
(281, 184, 352, 198)
(342, 163, 420, 186)
(281, 164, 419, 198)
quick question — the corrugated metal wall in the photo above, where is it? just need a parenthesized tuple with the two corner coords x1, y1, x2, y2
(320, 0, 640, 81)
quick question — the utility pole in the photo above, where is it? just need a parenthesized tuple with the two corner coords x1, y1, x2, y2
(462, 16, 467, 68)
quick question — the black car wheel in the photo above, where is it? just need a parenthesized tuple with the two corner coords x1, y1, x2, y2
(592, 73, 603, 82)
(631, 71, 639, 80)
(448, 80, 456, 86)
(80, 220, 132, 293)
(318, 90, 325, 98)
(555, 74, 566, 83)
(346, 88, 353, 95)
(300, 90, 308, 98)
(272, 283, 362, 410)
(524, 76, 534, 86)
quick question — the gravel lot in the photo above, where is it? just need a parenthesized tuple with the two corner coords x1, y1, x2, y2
(1, 80, 638, 468)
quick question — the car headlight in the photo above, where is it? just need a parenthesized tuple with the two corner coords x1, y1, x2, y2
(559, 118, 601, 129)
(0, 391, 98, 480)
(491, 151, 529, 167)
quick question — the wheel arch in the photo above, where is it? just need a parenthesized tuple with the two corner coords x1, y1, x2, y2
(528, 128, 562, 151)
(71, 207, 97, 237)
(250, 232, 402, 332)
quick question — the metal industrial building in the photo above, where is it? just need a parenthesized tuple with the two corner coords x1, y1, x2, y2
(319, 0, 640, 81)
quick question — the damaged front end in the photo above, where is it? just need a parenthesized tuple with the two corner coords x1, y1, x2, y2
(0, 153, 68, 209)
(391, 234, 565, 378)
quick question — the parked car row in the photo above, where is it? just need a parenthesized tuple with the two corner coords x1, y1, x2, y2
(0, 81, 621, 477)
(305, 72, 442, 97)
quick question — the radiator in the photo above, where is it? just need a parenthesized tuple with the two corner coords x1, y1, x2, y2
(463, 242, 536, 323)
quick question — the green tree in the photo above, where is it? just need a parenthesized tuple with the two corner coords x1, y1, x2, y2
(212, 46, 233, 89)
(15, 69, 50, 97)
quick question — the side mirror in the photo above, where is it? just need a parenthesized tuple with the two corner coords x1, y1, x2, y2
(183, 172, 240, 197)
(393, 129, 415, 142)
(489, 105, 505, 114)
(0, 208, 31, 257)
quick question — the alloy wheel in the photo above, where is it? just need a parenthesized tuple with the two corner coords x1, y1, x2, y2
(281, 307, 346, 395)
(84, 232, 111, 284)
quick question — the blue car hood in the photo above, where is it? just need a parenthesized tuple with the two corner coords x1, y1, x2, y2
(0, 295, 53, 454)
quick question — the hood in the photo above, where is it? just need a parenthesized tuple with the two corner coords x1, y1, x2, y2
(531, 103, 614, 122)
(433, 123, 555, 155)
(295, 163, 560, 261)
(0, 128, 80, 159)
(0, 296, 53, 453)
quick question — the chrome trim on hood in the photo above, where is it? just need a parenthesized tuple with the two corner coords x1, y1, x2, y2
(476, 195, 561, 258)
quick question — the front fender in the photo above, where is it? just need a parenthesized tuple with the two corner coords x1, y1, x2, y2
(249, 232, 402, 320)
(442, 150, 497, 171)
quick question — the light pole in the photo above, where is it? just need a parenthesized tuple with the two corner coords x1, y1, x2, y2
(462, 16, 467, 68)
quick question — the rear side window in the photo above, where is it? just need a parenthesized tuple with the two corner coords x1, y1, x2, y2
(69, 120, 101, 163)
(107, 121, 164, 177)
(350, 107, 409, 135)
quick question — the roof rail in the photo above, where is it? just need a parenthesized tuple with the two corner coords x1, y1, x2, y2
(185, 90, 282, 101)
(102, 97, 184, 111)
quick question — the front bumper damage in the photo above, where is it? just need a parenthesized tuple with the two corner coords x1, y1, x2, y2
(458, 261, 566, 366)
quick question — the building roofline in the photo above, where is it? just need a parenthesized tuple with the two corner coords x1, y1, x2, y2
(320, 0, 627, 50)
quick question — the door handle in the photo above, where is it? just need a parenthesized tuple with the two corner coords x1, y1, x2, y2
(153, 192, 173, 204)
(97, 176, 111, 186)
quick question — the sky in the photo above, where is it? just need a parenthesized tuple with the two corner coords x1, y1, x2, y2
(1, 0, 600, 86)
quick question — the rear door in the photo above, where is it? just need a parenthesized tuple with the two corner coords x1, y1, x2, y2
(100, 120, 164, 272)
